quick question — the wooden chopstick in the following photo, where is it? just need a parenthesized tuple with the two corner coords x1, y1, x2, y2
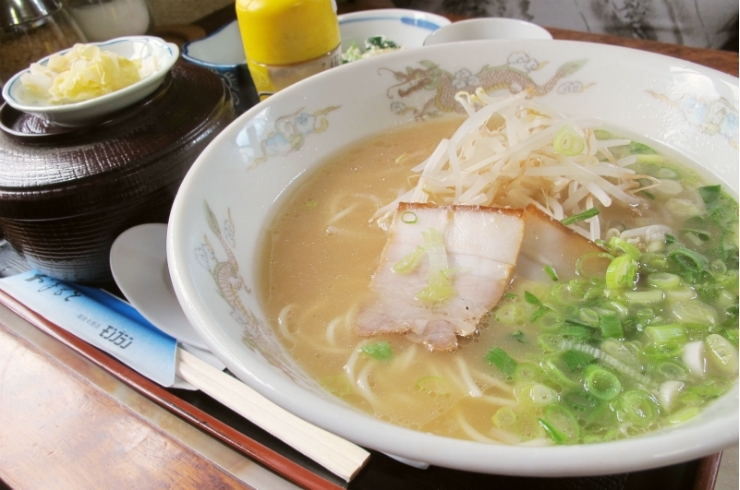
(175, 348, 371, 481)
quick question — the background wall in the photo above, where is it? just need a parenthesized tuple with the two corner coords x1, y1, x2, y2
(147, 0, 234, 26)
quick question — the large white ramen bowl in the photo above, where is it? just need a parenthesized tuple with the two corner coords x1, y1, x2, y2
(167, 39, 739, 476)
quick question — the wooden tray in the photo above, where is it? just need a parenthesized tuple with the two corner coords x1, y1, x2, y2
(0, 244, 722, 490)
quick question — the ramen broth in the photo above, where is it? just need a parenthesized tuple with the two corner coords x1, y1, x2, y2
(259, 117, 739, 445)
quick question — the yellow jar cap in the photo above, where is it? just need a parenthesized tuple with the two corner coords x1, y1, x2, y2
(236, 0, 340, 66)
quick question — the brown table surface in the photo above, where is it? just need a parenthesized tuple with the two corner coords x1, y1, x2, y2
(0, 7, 738, 490)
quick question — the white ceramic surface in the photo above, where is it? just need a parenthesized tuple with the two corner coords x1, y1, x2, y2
(182, 20, 246, 65)
(181, 21, 258, 115)
(338, 8, 450, 54)
(2, 36, 178, 127)
(424, 18, 553, 45)
(110, 223, 209, 350)
(167, 40, 739, 476)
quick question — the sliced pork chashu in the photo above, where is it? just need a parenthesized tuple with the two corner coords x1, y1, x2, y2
(518, 204, 610, 282)
(355, 203, 525, 351)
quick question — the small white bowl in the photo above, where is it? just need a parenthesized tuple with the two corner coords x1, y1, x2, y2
(424, 18, 552, 45)
(181, 21, 258, 115)
(338, 8, 451, 55)
(1, 36, 179, 127)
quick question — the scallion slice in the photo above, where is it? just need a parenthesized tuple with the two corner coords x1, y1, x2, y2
(668, 247, 708, 272)
(644, 324, 687, 347)
(646, 272, 681, 290)
(361, 341, 393, 361)
(599, 311, 624, 339)
(584, 365, 622, 400)
(485, 347, 518, 377)
(562, 349, 596, 371)
(540, 404, 580, 444)
(605, 255, 638, 290)
(561, 207, 599, 226)
(698, 184, 722, 204)
(392, 245, 425, 274)
(553, 126, 586, 156)
(616, 390, 659, 427)
(544, 264, 559, 282)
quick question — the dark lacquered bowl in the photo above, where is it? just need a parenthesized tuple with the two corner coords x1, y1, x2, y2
(0, 63, 235, 284)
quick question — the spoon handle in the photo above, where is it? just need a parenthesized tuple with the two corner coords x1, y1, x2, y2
(175, 348, 371, 481)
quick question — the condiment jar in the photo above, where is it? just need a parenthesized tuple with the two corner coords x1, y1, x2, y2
(0, 0, 86, 82)
(235, 0, 340, 100)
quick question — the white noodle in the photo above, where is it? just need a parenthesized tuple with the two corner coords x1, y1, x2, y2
(277, 304, 297, 343)
(454, 410, 502, 443)
(456, 357, 483, 398)
(356, 363, 378, 406)
(326, 203, 359, 226)
(325, 316, 342, 345)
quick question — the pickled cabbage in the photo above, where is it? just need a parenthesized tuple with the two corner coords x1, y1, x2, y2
(20, 44, 145, 104)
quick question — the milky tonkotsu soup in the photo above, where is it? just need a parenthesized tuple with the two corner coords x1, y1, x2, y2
(259, 97, 739, 445)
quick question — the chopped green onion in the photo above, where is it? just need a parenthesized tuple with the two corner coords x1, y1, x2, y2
(584, 365, 622, 400)
(636, 154, 663, 164)
(667, 406, 700, 424)
(671, 300, 718, 325)
(599, 311, 624, 339)
(668, 247, 708, 272)
(605, 255, 638, 290)
(492, 406, 518, 429)
(485, 347, 518, 377)
(607, 236, 641, 260)
(656, 167, 679, 179)
(514, 362, 542, 381)
(705, 334, 739, 374)
(561, 349, 596, 371)
(575, 252, 614, 278)
(540, 404, 580, 444)
(524, 291, 544, 306)
(563, 314, 599, 328)
(682, 229, 711, 242)
(698, 185, 722, 204)
(623, 289, 665, 304)
(538, 334, 563, 352)
(561, 207, 599, 226)
(401, 211, 418, 224)
(416, 270, 455, 303)
(616, 390, 659, 427)
(543, 358, 579, 388)
(646, 272, 681, 290)
(531, 305, 549, 322)
(361, 341, 393, 360)
(416, 228, 455, 303)
(644, 324, 687, 347)
(517, 382, 558, 405)
(511, 330, 528, 343)
(544, 264, 559, 282)
(665, 234, 676, 244)
(494, 303, 529, 325)
(657, 361, 689, 380)
(392, 245, 425, 274)
(553, 126, 586, 156)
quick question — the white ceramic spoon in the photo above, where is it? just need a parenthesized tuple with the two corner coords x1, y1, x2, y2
(110, 224, 370, 480)
(110, 223, 211, 350)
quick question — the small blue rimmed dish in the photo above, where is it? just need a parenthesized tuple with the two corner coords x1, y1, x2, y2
(338, 8, 451, 59)
(181, 21, 259, 115)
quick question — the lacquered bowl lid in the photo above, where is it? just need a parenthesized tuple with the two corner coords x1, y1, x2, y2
(0, 63, 233, 219)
